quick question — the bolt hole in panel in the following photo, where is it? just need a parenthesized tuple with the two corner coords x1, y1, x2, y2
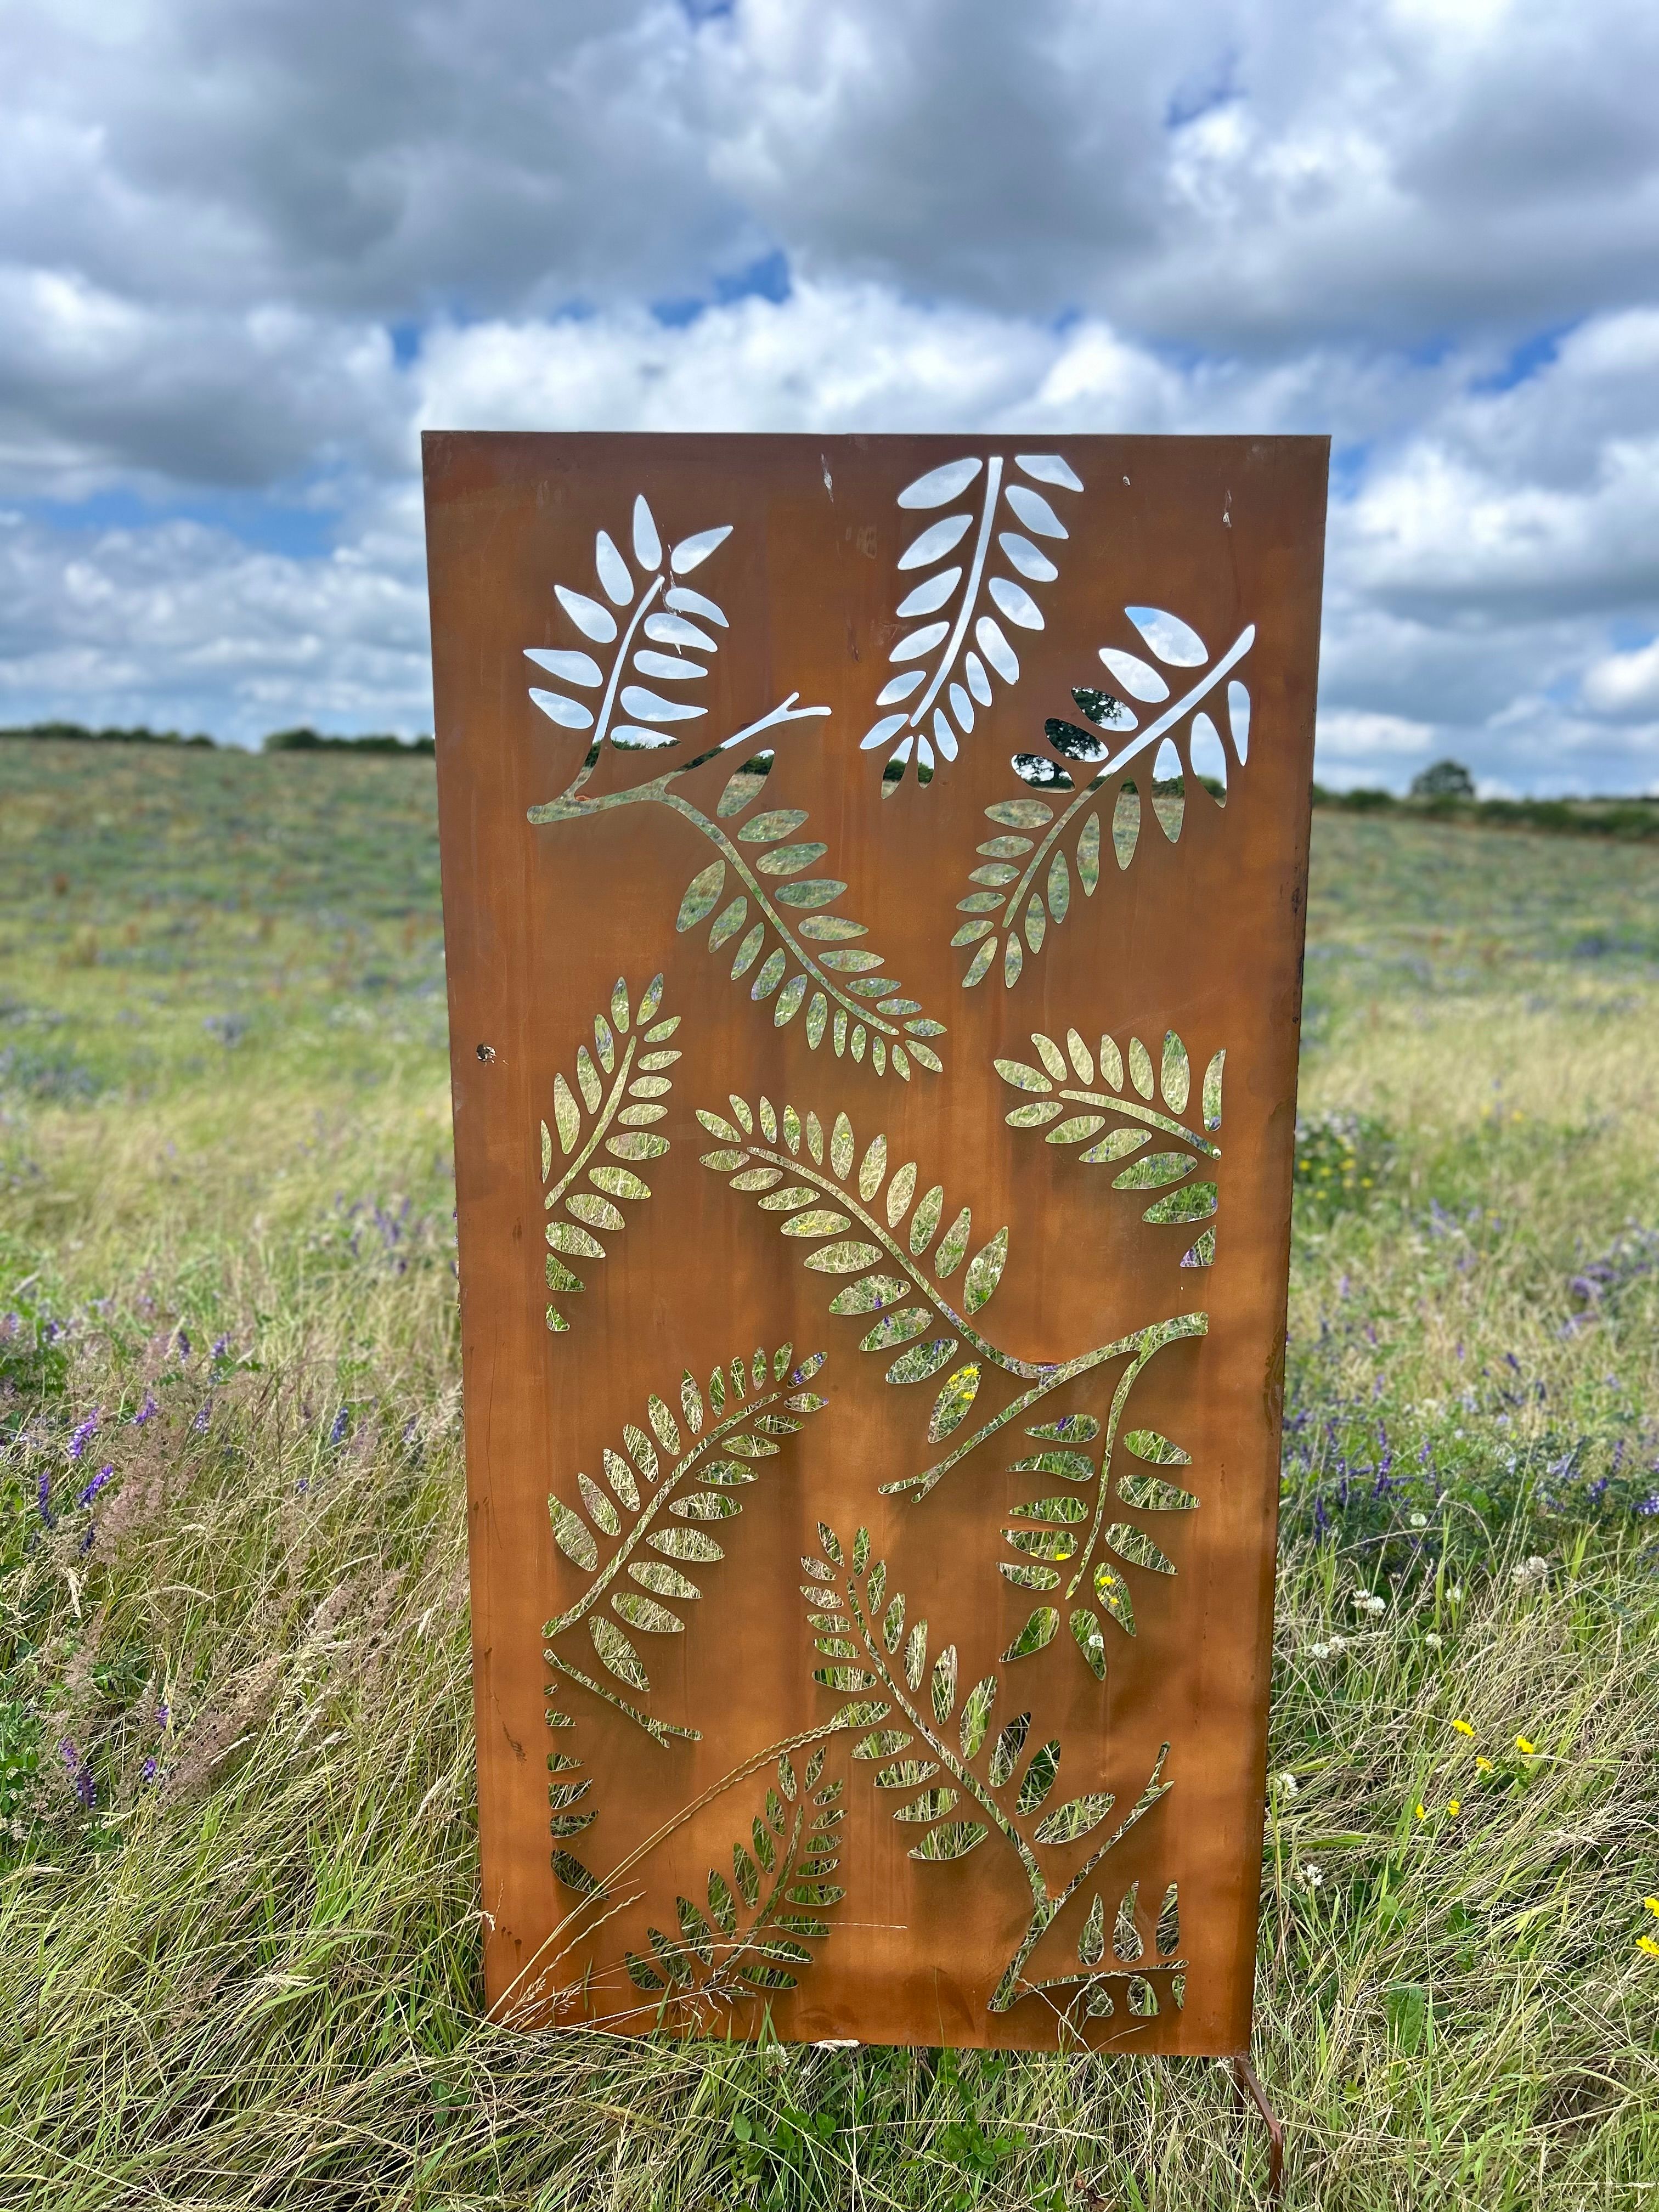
(424, 433, 1327, 2052)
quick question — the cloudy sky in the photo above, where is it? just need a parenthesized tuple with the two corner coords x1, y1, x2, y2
(2, 0, 1657, 788)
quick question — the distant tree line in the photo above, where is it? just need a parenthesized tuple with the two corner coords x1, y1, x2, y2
(0, 719, 218, 748)
(0, 720, 433, 755)
(259, 727, 435, 755)
(1, 726, 1650, 834)
(1314, 759, 1659, 840)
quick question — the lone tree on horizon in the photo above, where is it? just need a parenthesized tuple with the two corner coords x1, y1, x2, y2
(1410, 757, 1476, 799)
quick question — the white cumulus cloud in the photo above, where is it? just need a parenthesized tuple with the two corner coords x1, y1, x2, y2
(0, 0, 1653, 787)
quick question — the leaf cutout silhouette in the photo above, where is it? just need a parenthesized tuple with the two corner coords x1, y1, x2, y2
(1126, 607, 1206, 666)
(927, 1363, 980, 1442)
(702, 1098, 1016, 1381)
(543, 1344, 830, 1745)
(799, 1524, 1175, 2011)
(528, 495, 733, 759)
(1071, 1607, 1107, 1680)
(1003, 1607, 1059, 1660)
(868, 452, 1083, 792)
(617, 1750, 845, 2005)
(991, 1024, 1222, 1266)
(989, 1321, 1203, 1678)
(670, 524, 733, 574)
(670, 797, 945, 1080)
(541, 975, 679, 1333)
(955, 608, 1256, 983)
(1189, 711, 1228, 803)
(1034, 1791, 1116, 1845)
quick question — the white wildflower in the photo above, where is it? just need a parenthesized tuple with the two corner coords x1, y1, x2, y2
(1424, 1632, 1443, 1650)
(1409, 1511, 1428, 1528)
(1295, 1863, 1324, 1890)
(1274, 1771, 1299, 1797)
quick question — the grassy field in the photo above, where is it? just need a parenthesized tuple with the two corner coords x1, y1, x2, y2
(1, 737, 1656, 2210)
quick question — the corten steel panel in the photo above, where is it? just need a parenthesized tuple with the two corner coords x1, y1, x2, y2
(425, 432, 1327, 2054)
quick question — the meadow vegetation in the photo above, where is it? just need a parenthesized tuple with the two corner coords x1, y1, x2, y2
(1, 740, 1655, 2208)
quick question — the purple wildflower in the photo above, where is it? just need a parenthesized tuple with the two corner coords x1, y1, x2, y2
(77, 1463, 114, 1508)
(59, 1739, 95, 1810)
(174, 1327, 191, 1358)
(37, 1471, 54, 1527)
(192, 1398, 212, 1434)
(132, 1391, 159, 1426)
(67, 1410, 100, 1462)
(328, 1407, 350, 1447)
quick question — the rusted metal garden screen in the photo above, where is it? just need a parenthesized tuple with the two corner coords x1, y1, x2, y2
(424, 432, 1328, 2053)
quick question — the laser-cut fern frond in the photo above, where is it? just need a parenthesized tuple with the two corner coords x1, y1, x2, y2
(672, 752, 947, 1080)
(543, 1344, 828, 1746)
(861, 453, 1084, 794)
(524, 490, 734, 766)
(541, 973, 679, 1331)
(699, 1090, 1207, 1504)
(526, 508, 948, 1077)
(805, 1522, 1177, 2013)
(995, 1026, 1224, 1269)
(955, 605, 1256, 989)
(698, 1093, 1011, 1446)
(618, 1746, 846, 2012)
(994, 1362, 1199, 1681)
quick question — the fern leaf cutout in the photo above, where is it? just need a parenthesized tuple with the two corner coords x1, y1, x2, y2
(996, 1028, 1224, 1267)
(863, 453, 1083, 794)
(616, 1750, 848, 2016)
(805, 1523, 1176, 2015)
(954, 603, 1255, 987)
(995, 1325, 1199, 1681)
(543, 1343, 830, 1745)
(524, 490, 735, 770)
(672, 756, 947, 1080)
(541, 973, 678, 1332)
(525, 501, 945, 1077)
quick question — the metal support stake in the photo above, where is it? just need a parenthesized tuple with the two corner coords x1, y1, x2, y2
(1228, 2055, 1284, 2202)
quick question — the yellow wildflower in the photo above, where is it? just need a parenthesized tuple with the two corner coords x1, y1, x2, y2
(1452, 1718, 1474, 1737)
(1447, 1799, 1461, 1816)
(1414, 1802, 1427, 1821)
(1640, 1936, 1659, 1960)
(1644, 1897, 1659, 1918)
(1515, 1736, 1537, 1756)
(1475, 1756, 1494, 1774)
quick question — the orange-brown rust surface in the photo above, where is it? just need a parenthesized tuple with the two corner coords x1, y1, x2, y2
(424, 433, 1327, 2053)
